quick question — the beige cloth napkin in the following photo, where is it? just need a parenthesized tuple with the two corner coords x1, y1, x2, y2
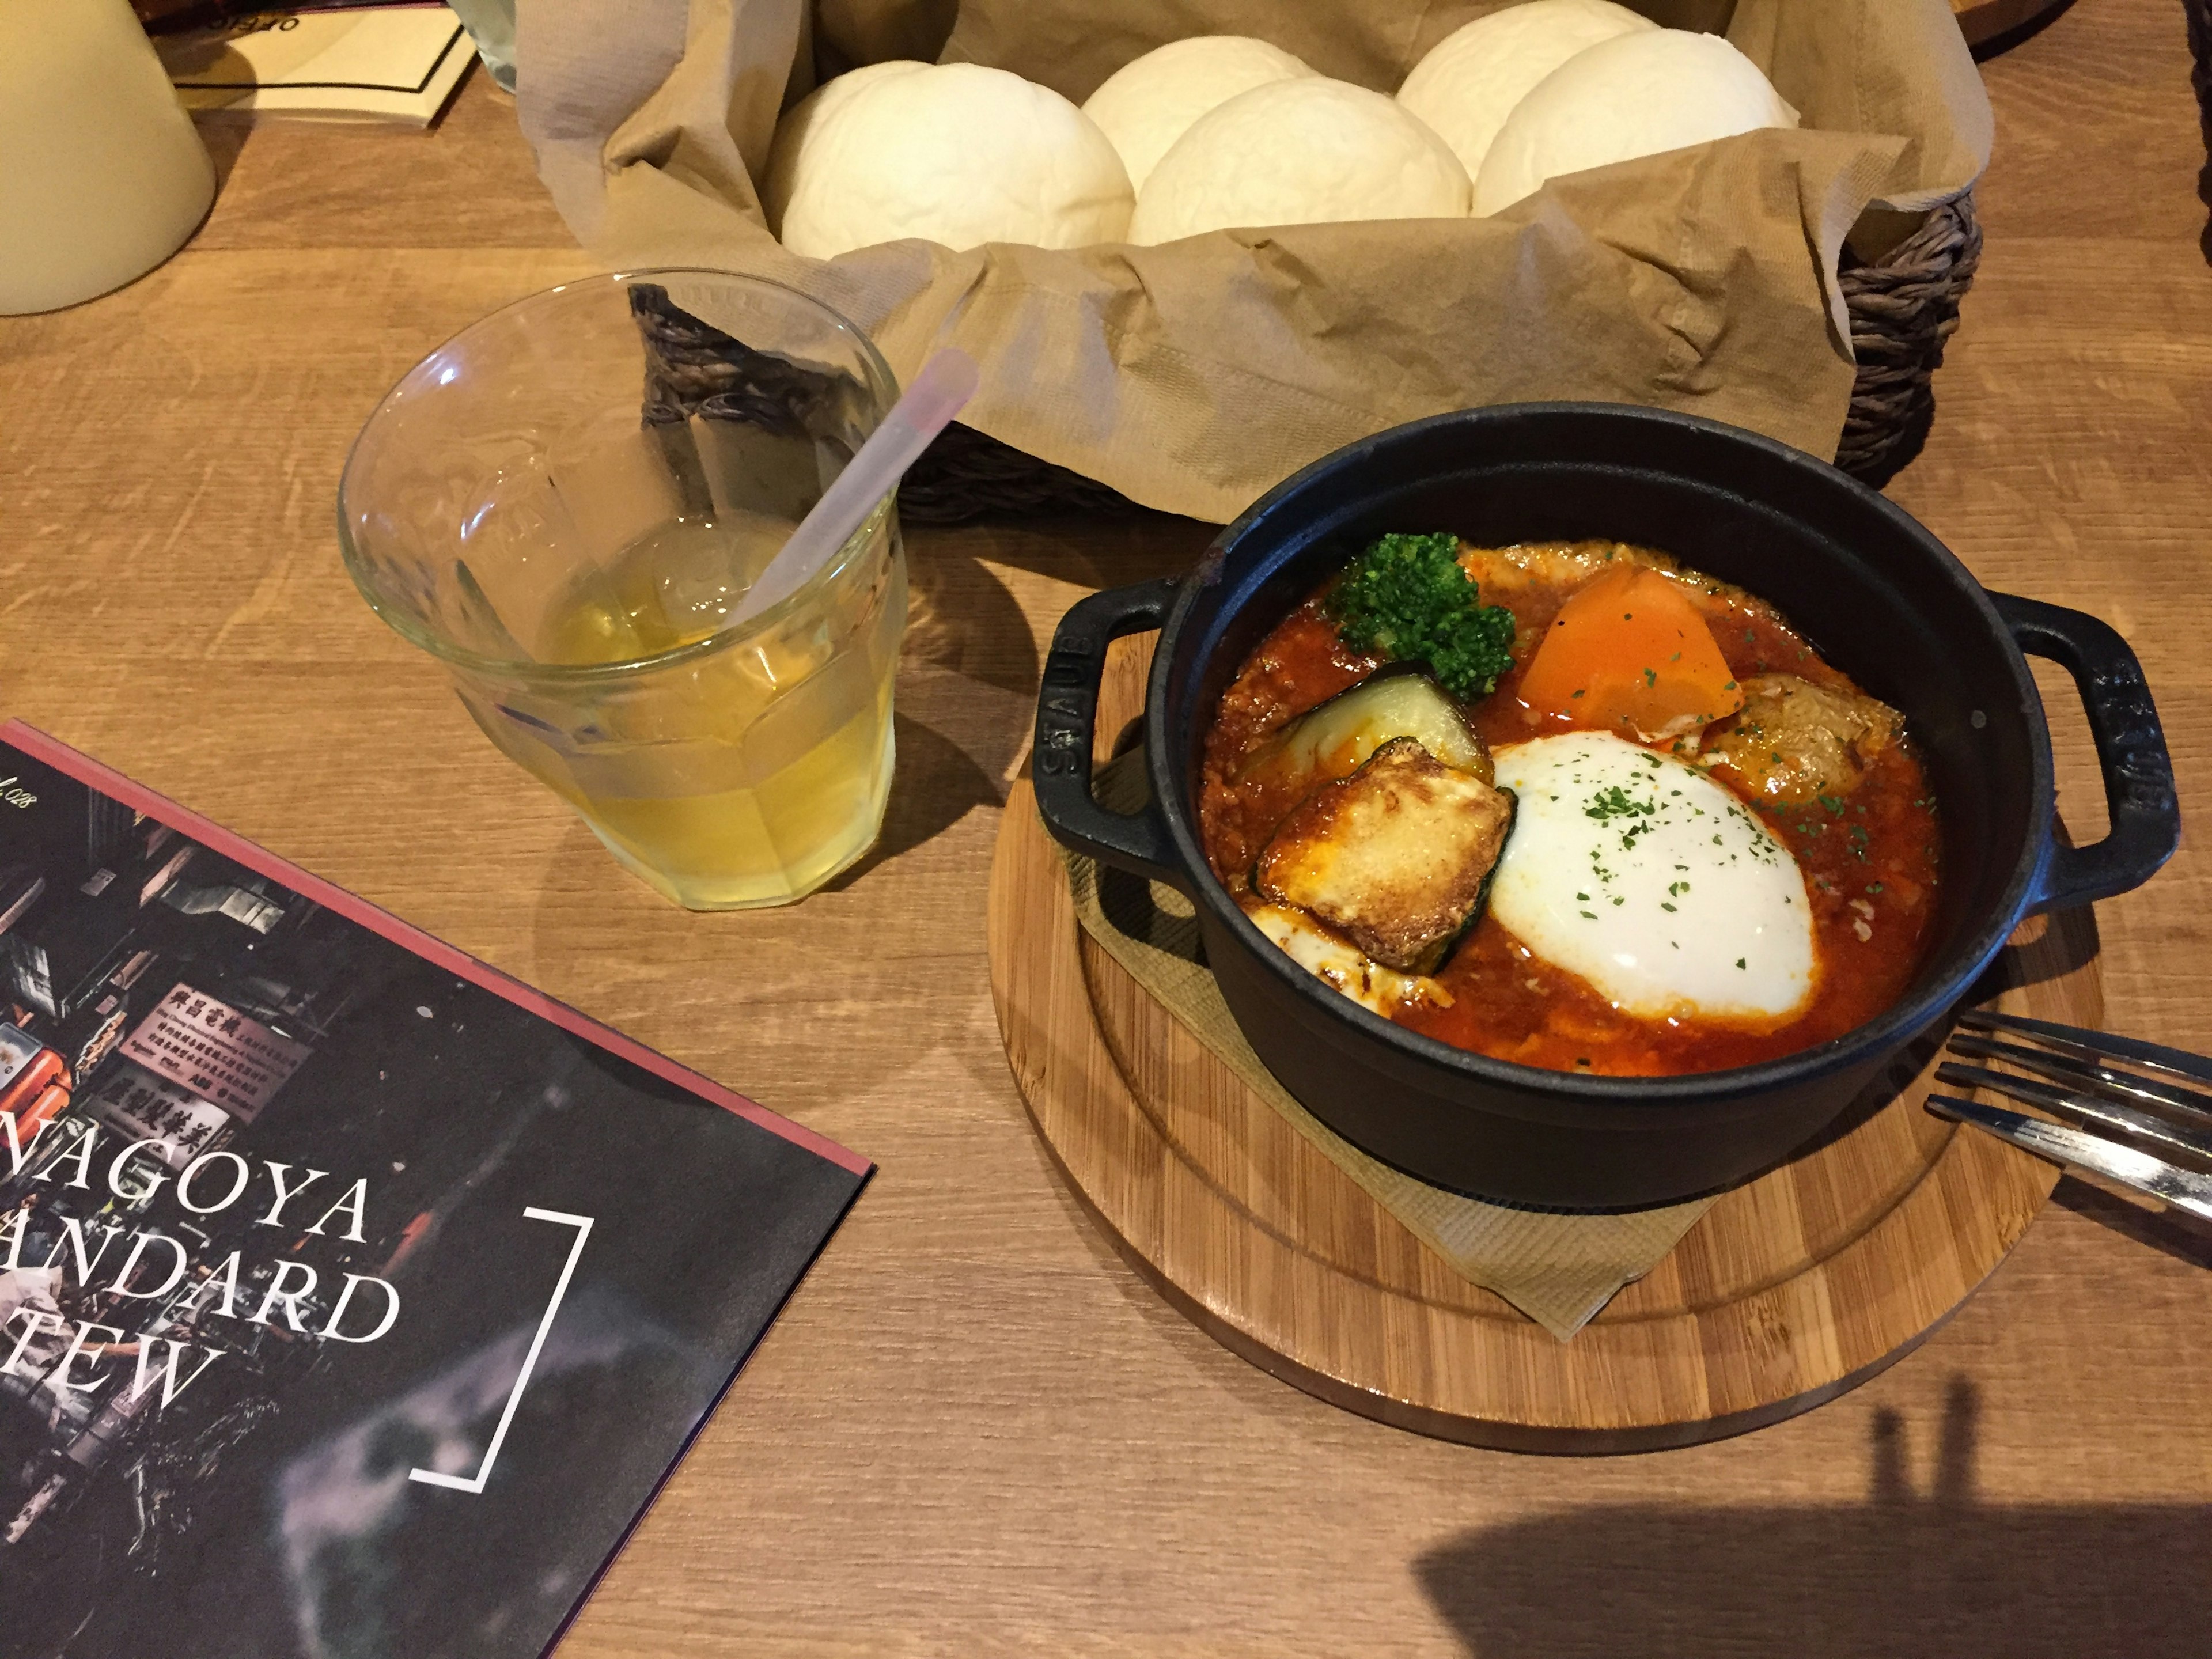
(1063, 751, 1713, 1340)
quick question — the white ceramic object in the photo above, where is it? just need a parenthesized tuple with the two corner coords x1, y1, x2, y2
(0, 0, 215, 315)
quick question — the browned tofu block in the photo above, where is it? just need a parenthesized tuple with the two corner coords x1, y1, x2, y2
(1255, 737, 1515, 972)
(1704, 675, 1901, 805)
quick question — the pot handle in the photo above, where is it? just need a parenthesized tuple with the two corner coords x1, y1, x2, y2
(1991, 591, 2179, 913)
(1032, 577, 1187, 887)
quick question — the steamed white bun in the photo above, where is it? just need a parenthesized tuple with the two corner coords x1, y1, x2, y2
(1129, 78, 1471, 246)
(762, 61, 931, 237)
(777, 63, 1135, 259)
(1473, 30, 1800, 217)
(1396, 0, 1656, 183)
(1082, 36, 1317, 194)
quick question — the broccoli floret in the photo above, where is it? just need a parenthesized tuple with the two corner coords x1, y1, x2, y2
(1324, 532, 1516, 701)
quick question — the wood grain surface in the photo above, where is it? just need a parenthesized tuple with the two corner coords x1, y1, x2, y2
(987, 639, 2093, 1452)
(3, 5, 2211, 1649)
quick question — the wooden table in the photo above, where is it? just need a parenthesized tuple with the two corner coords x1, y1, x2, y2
(5, 5, 2211, 1649)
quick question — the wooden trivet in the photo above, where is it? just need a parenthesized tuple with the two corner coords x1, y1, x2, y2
(987, 642, 2100, 1453)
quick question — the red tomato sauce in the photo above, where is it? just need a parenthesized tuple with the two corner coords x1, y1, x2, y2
(1196, 543, 1942, 1077)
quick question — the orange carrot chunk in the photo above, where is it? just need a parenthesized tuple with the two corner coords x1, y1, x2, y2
(1515, 565, 1745, 741)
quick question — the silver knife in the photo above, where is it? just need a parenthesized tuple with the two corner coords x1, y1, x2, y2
(1927, 1094, 2212, 1224)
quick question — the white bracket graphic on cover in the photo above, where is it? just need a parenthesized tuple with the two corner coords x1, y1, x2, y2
(408, 1206, 594, 1496)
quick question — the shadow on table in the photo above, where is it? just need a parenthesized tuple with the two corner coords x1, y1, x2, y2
(914, 510, 1215, 600)
(2193, 81, 2212, 270)
(1416, 1381, 2208, 1658)
(197, 122, 249, 199)
(904, 529, 1050, 699)
(2052, 1173, 2212, 1269)
(822, 711, 1003, 889)
(1969, 0, 2078, 62)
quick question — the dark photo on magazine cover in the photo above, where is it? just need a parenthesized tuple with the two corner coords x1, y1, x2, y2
(0, 730, 868, 1659)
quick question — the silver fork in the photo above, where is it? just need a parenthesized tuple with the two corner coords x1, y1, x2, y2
(1926, 1010, 2212, 1223)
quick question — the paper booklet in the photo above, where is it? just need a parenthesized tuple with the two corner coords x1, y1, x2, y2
(0, 721, 869, 1659)
(156, 5, 476, 127)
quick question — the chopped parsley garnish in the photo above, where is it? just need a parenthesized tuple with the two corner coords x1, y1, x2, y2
(1585, 785, 1655, 822)
(1325, 532, 1516, 700)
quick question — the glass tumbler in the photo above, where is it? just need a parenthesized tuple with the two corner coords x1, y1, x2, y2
(339, 271, 908, 910)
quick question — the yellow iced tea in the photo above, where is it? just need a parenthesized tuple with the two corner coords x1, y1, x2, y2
(464, 511, 906, 910)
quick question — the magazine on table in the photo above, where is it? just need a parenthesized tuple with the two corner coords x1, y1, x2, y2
(0, 719, 869, 1659)
(150, 5, 477, 126)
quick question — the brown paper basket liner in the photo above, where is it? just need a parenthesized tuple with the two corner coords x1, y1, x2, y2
(1061, 751, 1711, 1341)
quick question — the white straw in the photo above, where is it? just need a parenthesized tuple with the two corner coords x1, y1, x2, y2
(732, 347, 980, 624)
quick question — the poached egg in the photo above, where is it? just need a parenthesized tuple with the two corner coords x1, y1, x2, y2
(1488, 732, 1815, 1021)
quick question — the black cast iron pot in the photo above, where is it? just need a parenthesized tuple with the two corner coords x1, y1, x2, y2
(1031, 404, 2180, 1210)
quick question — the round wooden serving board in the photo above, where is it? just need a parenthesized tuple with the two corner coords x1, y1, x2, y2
(987, 640, 2101, 1453)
